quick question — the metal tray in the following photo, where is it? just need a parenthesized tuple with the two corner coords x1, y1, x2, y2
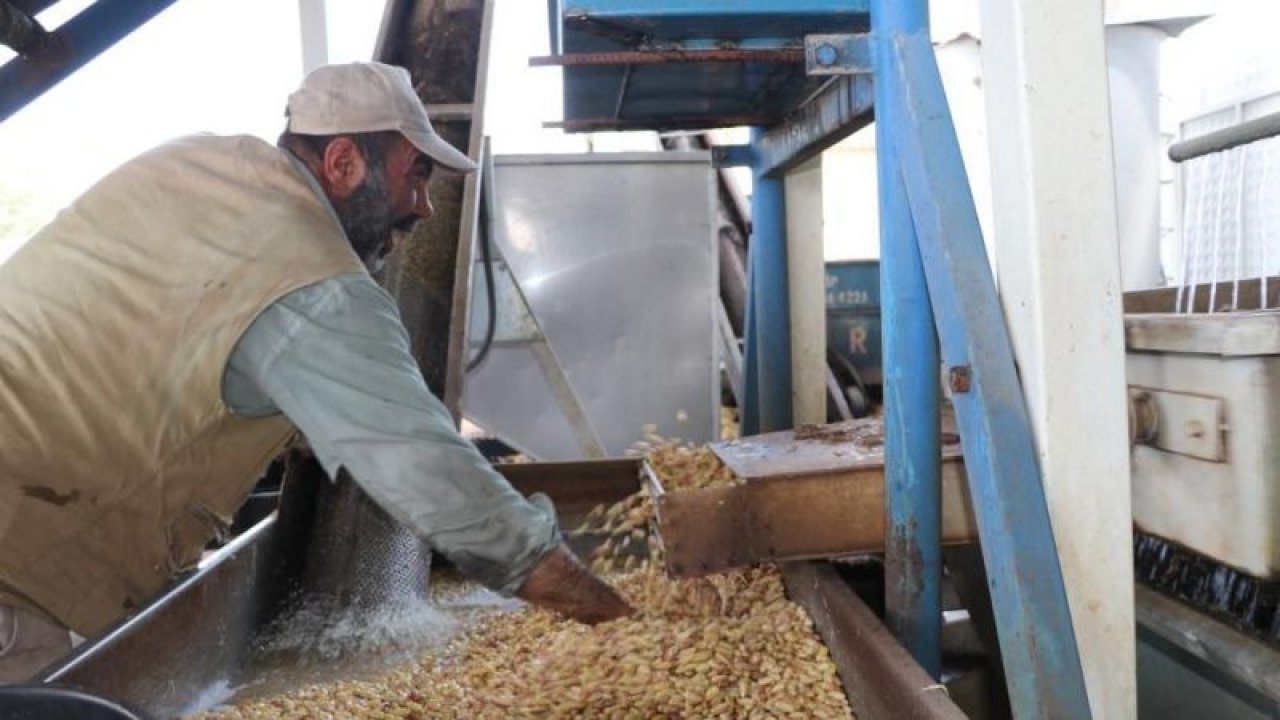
(646, 419, 976, 577)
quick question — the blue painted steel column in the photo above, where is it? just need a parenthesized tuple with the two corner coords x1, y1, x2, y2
(872, 0, 942, 679)
(746, 127, 793, 434)
(887, 30, 1091, 719)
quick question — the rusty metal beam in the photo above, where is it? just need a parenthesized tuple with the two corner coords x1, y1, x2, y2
(530, 48, 804, 67)
(782, 561, 969, 720)
(648, 420, 976, 577)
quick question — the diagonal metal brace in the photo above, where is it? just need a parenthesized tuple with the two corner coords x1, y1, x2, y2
(887, 29, 1092, 720)
(0, 0, 177, 124)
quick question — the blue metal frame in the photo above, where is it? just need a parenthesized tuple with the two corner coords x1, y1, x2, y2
(0, 0, 180, 123)
(871, 0, 941, 680)
(886, 27, 1091, 719)
(550, 0, 869, 132)
(756, 72, 873, 177)
(745, 127, 792, 434)
(546, 3, 1092, 712)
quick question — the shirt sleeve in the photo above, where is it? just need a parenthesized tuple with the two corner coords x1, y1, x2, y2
(223, 273, 559, 596)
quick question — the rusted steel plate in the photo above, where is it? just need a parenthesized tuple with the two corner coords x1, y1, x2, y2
(648, 419, 975, 577)
(783, 561, 969, 720)
(713, 418, 961, 478)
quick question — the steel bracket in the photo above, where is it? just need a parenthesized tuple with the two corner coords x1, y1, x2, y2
(805, 33, 874, 75)
(711, 143, 753, 168)
(1130, 386, 1228, 462)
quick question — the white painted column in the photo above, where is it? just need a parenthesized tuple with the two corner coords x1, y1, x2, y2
(977, 1, 1135, 718)
(1108, 24, 1167, 291)
(298, 0, 329, 74)
(785, 157, 828, 425)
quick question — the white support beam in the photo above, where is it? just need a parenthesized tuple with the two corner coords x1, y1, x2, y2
(977, 1, 1135, 718)
(298, 0, 329, 74)
(786, 156, 828, 425)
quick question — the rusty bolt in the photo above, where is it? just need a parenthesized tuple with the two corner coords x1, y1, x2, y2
(814, 42, 839, 67)
(948, 365, 972, 394)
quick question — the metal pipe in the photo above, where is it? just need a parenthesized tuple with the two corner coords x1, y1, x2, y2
(871, 0, 942, 679)
(748, 126, 793, 433)
(1169, 110, 1280, 163)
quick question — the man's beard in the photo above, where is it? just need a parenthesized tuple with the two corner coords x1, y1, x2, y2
(333, 171, 397, 272)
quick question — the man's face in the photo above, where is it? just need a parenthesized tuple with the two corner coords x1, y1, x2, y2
(332, 134, 435, 271)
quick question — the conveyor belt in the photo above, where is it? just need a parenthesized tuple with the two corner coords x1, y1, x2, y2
(38, 458, 966, 719)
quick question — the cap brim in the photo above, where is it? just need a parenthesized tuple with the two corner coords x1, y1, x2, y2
(406, 129, 477, 173)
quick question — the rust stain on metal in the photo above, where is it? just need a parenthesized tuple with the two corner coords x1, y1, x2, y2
(782, 562, 969, 720)
(530, 48, 805, 67)
(649, 419, 976, 578)
(887, 523, 925, 601)
(712, 418, 961, 480)
(20, 485, 80, 506)
(794, 421, 883, 446)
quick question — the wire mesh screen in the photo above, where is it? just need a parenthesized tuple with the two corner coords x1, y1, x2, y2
(1174, 135, 1280, 313)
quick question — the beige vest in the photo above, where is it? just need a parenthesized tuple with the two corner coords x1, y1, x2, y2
(0, 135, 365, 636)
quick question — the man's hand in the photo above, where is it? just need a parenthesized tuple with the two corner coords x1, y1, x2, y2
(516, 543, 634, 624)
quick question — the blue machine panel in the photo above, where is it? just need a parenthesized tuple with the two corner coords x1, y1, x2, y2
(825, 260, 882, 386)
(825, 259, 880, 311)
(561, 1, 867, 42)
(547, 0, 869, 131)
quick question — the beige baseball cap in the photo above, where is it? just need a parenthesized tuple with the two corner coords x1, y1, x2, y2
(286, 62, 476, 173)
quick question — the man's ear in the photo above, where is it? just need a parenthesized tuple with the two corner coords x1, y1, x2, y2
(319, 136, 368, 200)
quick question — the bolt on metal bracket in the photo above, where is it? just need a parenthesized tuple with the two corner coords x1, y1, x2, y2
(805, 33, 874, 76)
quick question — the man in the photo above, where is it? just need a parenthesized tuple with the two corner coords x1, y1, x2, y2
(0, 62, 632, 682)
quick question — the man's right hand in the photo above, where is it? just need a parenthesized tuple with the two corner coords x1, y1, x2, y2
(516, 543, 634, 625)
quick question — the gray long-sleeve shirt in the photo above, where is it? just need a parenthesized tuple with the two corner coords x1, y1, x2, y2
(221, 272, 558, 596)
